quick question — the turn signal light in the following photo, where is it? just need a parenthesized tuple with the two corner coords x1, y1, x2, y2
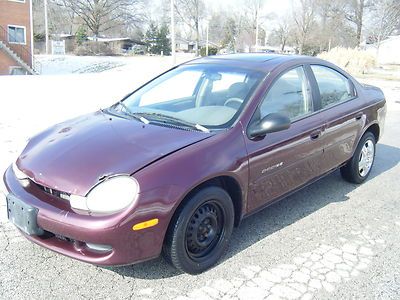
(132, 218, 159, 231)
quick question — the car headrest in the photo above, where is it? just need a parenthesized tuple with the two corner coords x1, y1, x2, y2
(228, 82, 250, 99)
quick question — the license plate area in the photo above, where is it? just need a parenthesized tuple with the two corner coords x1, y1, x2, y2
(6, 194, 44, 236)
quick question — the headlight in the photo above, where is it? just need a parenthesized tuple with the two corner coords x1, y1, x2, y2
(70, 176, 139, 214)
(12, 162, 28, 180)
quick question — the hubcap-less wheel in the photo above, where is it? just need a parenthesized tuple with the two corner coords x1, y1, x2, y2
(358, 139, 375, 177)
(163, 186, 234, 274)
(185, 201, 224, 261)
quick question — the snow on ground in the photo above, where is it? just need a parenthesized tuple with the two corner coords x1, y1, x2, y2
(1, 54, 195, 125)
(0, 54, 195, 196)
(36, 53, 195, 75)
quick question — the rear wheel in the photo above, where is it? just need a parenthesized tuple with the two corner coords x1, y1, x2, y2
(163, 186, 234, 274)
(341, 132, 376, 184)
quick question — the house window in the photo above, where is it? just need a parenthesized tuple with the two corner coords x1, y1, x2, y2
(8, 25, 26, 44)
(9, 66, 28, 75)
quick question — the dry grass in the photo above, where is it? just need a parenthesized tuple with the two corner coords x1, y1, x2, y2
(318, 47, 376, 75)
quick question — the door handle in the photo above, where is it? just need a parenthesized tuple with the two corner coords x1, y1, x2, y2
(310, 130, 322, 140)
(355, 113, 363, 120)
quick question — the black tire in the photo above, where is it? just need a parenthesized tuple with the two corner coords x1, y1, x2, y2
(341, 132, 376, 184)
(163, 186, 234, 274)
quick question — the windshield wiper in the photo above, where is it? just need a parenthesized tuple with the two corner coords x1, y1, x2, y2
(135, 112, 210, 133)
(115, 101, 150, 124)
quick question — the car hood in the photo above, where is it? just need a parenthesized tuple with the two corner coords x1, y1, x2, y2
(17, 111, 212, 195)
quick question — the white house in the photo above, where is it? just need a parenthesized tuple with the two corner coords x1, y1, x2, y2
(368, 35, 400, 65)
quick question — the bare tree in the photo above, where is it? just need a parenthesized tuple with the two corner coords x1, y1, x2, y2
(343, 0, 374, 46)
(207, 12, 227, 46)
(368, 0, 400, 52)
(274, 15, 294, 52)
(33, 0, 76, 36)
(174, 0, 205, 56)
(293, 0, 316, 54)
(239, 0, 266, 51)
(58, 0, 144, 37)
(315, 0, 338, 50)
(312, 0, 356, 50)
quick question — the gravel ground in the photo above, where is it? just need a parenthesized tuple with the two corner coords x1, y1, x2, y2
(0, 71, 399, 300)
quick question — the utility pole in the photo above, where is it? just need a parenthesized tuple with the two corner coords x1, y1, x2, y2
(171, 0, 176, 66)
(255, 1, 260, 52)
(44, 0, 49, 54)
(206, 21, 209, 56)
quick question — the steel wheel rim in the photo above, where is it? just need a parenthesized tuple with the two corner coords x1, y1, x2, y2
(185, 201, 224, 261)
(358, 139, 374, 177)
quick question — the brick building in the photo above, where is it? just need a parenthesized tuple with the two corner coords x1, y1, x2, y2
(0, 0, 36, 75)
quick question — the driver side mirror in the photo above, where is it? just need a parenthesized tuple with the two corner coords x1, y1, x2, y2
(248, 113, 291, 139)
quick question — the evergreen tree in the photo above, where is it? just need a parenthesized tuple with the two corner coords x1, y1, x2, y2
(222, 18, 238, 52)
(145, 22, 171, 55)
(75, 26, 88, 46)
(157, 24, 171, 55)
(145, 22, 159, 54)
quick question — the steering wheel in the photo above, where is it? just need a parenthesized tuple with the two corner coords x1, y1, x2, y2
(224, 98, 243, 109)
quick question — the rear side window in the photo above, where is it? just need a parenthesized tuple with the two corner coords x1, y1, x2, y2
(311, 65, 354, 108)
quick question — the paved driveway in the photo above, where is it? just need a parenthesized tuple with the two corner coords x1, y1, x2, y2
(0, 78, 399, 300)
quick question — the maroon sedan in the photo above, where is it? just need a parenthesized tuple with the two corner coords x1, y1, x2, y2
(4, 54, 386, 274)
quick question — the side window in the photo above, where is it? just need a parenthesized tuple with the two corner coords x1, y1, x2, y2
(259, 66, 313, 120)
(311, 65, 354, 108)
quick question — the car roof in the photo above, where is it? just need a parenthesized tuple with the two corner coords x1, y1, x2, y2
(203, 53, 283, 62)
(182, 53, 325, 73)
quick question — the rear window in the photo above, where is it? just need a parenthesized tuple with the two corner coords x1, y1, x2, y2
(311, 65, 354, 108)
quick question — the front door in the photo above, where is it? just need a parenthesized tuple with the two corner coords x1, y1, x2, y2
(245, 66, 326, 213)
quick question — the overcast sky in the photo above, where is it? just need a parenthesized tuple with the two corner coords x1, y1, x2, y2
(204, 0, 293, 36)
(206, 0, 292, 16)
(146, 0, 293, 37)
(150, 0, 292, 22)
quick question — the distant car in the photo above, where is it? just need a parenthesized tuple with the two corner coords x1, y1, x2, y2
(4, 54, 386, 274)
(131, 45, 145, 55)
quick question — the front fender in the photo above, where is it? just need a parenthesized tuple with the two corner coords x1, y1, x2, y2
(133, 125, 249, 233)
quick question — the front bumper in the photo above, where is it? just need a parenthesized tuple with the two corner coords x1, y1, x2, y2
(3, 166, 173, 266)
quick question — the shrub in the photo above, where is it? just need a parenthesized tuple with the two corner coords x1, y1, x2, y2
(74, 42, 116, 56)
(318, 47, 376, 75)
(75, 26, 88, 46)
(200, 46, 219, 57)
(34, 33, 45, 42)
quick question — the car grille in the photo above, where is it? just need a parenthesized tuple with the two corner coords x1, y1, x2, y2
(35, 182, 70, 201)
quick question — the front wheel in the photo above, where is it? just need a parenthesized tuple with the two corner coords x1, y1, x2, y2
(341, 132, 376, 184)
(163, 186, 234, 274)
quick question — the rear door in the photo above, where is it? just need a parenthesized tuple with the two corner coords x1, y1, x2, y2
(309, 65, 365, 172)
(245, 66, 326, 212)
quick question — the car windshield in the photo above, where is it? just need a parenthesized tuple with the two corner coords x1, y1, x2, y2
(111, 64, 264, 130)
